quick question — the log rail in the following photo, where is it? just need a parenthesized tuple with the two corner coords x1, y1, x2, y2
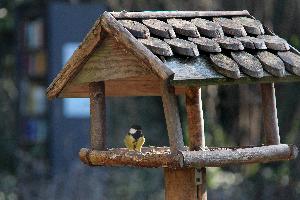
(79, 144, 298, 168)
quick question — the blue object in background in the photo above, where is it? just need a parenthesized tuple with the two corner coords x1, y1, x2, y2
(48, 2, 108, 174)
(62, 42, 90, 118)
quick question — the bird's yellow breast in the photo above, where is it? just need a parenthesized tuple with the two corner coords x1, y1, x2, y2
(124, 134, 135, 150)
(124, 134, 145, 152)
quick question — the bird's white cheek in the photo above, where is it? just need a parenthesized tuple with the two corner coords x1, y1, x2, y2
(129, 128, 136, 134)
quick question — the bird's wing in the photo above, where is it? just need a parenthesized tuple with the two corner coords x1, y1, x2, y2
(124, 134, 135, 150)
(135, 136, 145, 152)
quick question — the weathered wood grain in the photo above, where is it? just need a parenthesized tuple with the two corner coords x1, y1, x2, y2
(167, 18, 200, 37)
(213, 36, 244, 50)
(258, 35, 290, 51)
(79, 144, 298, 167)
(46, 17, 104, 99)
(72, 35, 152, 84)
(165, 56, 300, 87)
(185, 87, 205, 150)
(213, 17, 247, 37)
(236, 36, 267, 49)
(233, 17, 264, 35)
(210, 53, 240, 79)
(101, 12, 174, 80)
(80, 147, 182, 168)
(257, 51, 285, 77)
(139, 37, 173, 56)
(118, 20, 150, 38)
(191, 18, 224, 38)
(165, 38, 199, 57)
(231, 51, 264, 78)
(171, 72, 300, 87)
(278, 51, 300, 76)
(89, 82, 106, 150)
(261, 83, 280, 145)
(188, 37, 221, 53)
(185, 87, 207, 200)
(198, 168, 207, 200)
(164, 168, 197, 200)
(110, 10, 250, 19)
(161, 80, 185, 152)
(60, 77, 188, 97)
(142, 19, 176, 38)
(181, 144, 298, 167)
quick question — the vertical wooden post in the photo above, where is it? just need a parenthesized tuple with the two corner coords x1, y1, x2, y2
(261, 83, 280, 145)
(89, 81, 106, 150)
(186, 87, 207, 200)
(161, 80, 185, 152)
(161, 80, 193, 200)
(186, 87, 205, 149)
(164, 168, 197, 200)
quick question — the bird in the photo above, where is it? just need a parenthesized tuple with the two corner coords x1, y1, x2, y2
(124, 125, 145, 152)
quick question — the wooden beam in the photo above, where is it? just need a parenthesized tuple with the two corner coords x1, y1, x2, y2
(89, 82, 106, 150)
(78, 144, 298, 168)
(186, 87, 205, 150)
(79, 147, 183, 168)
(161, 80, 185, 152)
(161, 80, 186, 200)
(182, 144, 297, 167)
(186, 87, 207, 200)
(110, 10, 250, 19)
(59, 81, 187, 97)
(261, 83, 280, 145)
(164, 168, 197, 200)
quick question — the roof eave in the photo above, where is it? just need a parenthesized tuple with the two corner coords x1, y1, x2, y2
(100, 12, 174, 80)
(46, 17, 104, 100)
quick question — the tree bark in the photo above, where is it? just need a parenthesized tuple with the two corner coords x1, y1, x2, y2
(89, 82, 106, 150)
(79, 144, 298, 168)
(261, 83, 280, 145)
(161, 80, 185, 152)
(164, 168, 197, 200)
(186, 87, 207, 200)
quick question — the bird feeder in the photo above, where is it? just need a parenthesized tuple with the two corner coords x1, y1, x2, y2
(47, 10, 300, 200)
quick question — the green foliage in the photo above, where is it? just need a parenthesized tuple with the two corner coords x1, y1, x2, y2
(290, 34, 300, 49)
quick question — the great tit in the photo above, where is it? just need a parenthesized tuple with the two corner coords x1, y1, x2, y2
(124, 125, 145, 152)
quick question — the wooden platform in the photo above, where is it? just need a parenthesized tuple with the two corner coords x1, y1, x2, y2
(79, 144, 298, 168)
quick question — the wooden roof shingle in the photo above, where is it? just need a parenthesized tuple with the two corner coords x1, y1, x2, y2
(47, 10, 300, 99)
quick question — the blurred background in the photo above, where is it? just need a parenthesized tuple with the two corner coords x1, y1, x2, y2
(0, 0, 300, 199)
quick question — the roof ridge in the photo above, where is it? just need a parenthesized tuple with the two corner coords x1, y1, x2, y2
(110, 10, 250, 19)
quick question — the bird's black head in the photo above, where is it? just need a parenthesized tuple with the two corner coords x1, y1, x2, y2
(131, 125, 142, 131)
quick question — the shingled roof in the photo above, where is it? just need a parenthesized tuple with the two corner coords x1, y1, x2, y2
(47, 11, 300, 99)
(112, 11, 300, 85)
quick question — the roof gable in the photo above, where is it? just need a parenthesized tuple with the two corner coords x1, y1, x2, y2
(46, 18, 103, 99)
(71, 35, 153, 84)
(46, 11, 173, 99)
(47, 10, 300, 99)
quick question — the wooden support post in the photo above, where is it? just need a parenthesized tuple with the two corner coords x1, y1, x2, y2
(161, 80, 187, 200)
(186, 87, 205, 150)
(89, 81, 106, 150)
(186, 87, 207, 200)
(164, 168, 197, 200)
(161, 80, 185, 152)
(261, 83, 280, 145)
